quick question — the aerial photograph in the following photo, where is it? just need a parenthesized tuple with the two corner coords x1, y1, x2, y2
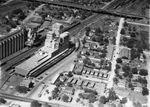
(0, 0, 149, 107)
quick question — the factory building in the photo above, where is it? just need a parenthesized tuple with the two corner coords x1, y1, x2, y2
(0, 28, 27, 62)
(15, 23, 70, 77)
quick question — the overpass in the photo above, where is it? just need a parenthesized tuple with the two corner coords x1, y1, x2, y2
(0, 92, 69, 107)
(24, 0, 149, 20)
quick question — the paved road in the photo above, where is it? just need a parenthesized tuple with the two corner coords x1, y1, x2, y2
(107, 18, 124, 88)
(144, 50, 150, 107)
(22, 4, 45, 24)
(127, 21, 150, 27)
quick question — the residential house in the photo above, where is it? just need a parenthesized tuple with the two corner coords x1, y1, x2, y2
(119, 48, 131, 62)
(83, 81, 89, 87)
(100, 69, 108, 74)
(88, 82, 95, 88)
(71, 78, 78, 84)
(59, 76, 67, 82)
(118, 79, 127, 88)
(74, 64, 84, 73)
(76, 79, 83, 86)
(134, 87, 142, 92)
(67, 78, 73, 83)
(64, 87, 74, 95)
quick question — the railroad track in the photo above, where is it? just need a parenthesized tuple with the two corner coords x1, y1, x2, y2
(1, 46, 41, 72)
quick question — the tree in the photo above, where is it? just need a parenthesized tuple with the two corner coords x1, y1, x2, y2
(67, 71, 73, 77)
(99, 96, 107, 104)
(116, 58, 122, 63)
(83, 57, 91, 65)
(123, 22, 128, 27)
(85, 27, 91, 33)
(108, 89, 118, 101)
(67, 82, 72, 87)
(127, 39, 135, 48)
(115, 64, 120, 69)
(77, 53, 82, 58)
(55, 81, 63, 87)
(142, 87, 149, 96)
(85, 31, 89, 36)
(120, 97, 127, 104)
(128, 82, 134, 90)
(113, 77, 119, 85)
(122, 65, 130, 73)
(95, 27, 102, 34)
(116, 22, 119, 26)
(120, 28, 125, 35)
(84, 88, 98, 95)
(138, 77, 147, 85)
(139, 69, 148, 76)
(76, 71, 82, 75)
(131, 67, 138, 74)
(30, 100, 41, 107)
(85, 51, 90, 56)
(62, 95, 69, 102)
(100, 53, 106, 58)
(130, 32, 136, 37)
(104, 38, 109, 44)
(0, 98, 6, 104)
(15, 85, 29, 93)
(29, 82, 34, 89)
(88, 93, 97, 103)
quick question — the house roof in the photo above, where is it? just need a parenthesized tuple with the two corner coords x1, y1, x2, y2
(119, 48, 130, 59)
(65, 87, 74, 93)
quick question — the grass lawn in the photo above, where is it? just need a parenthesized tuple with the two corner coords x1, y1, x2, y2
(129, 91, 148, 104)
(114, 86, 131, 97)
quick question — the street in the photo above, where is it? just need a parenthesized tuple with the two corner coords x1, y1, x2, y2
(107, 18, 124, 89)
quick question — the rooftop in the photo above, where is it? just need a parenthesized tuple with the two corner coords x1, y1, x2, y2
(119, 48, 131, 59)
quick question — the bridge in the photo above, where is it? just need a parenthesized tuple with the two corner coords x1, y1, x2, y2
(24, 0, 150, 20)
(0, 92, 69, 107)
